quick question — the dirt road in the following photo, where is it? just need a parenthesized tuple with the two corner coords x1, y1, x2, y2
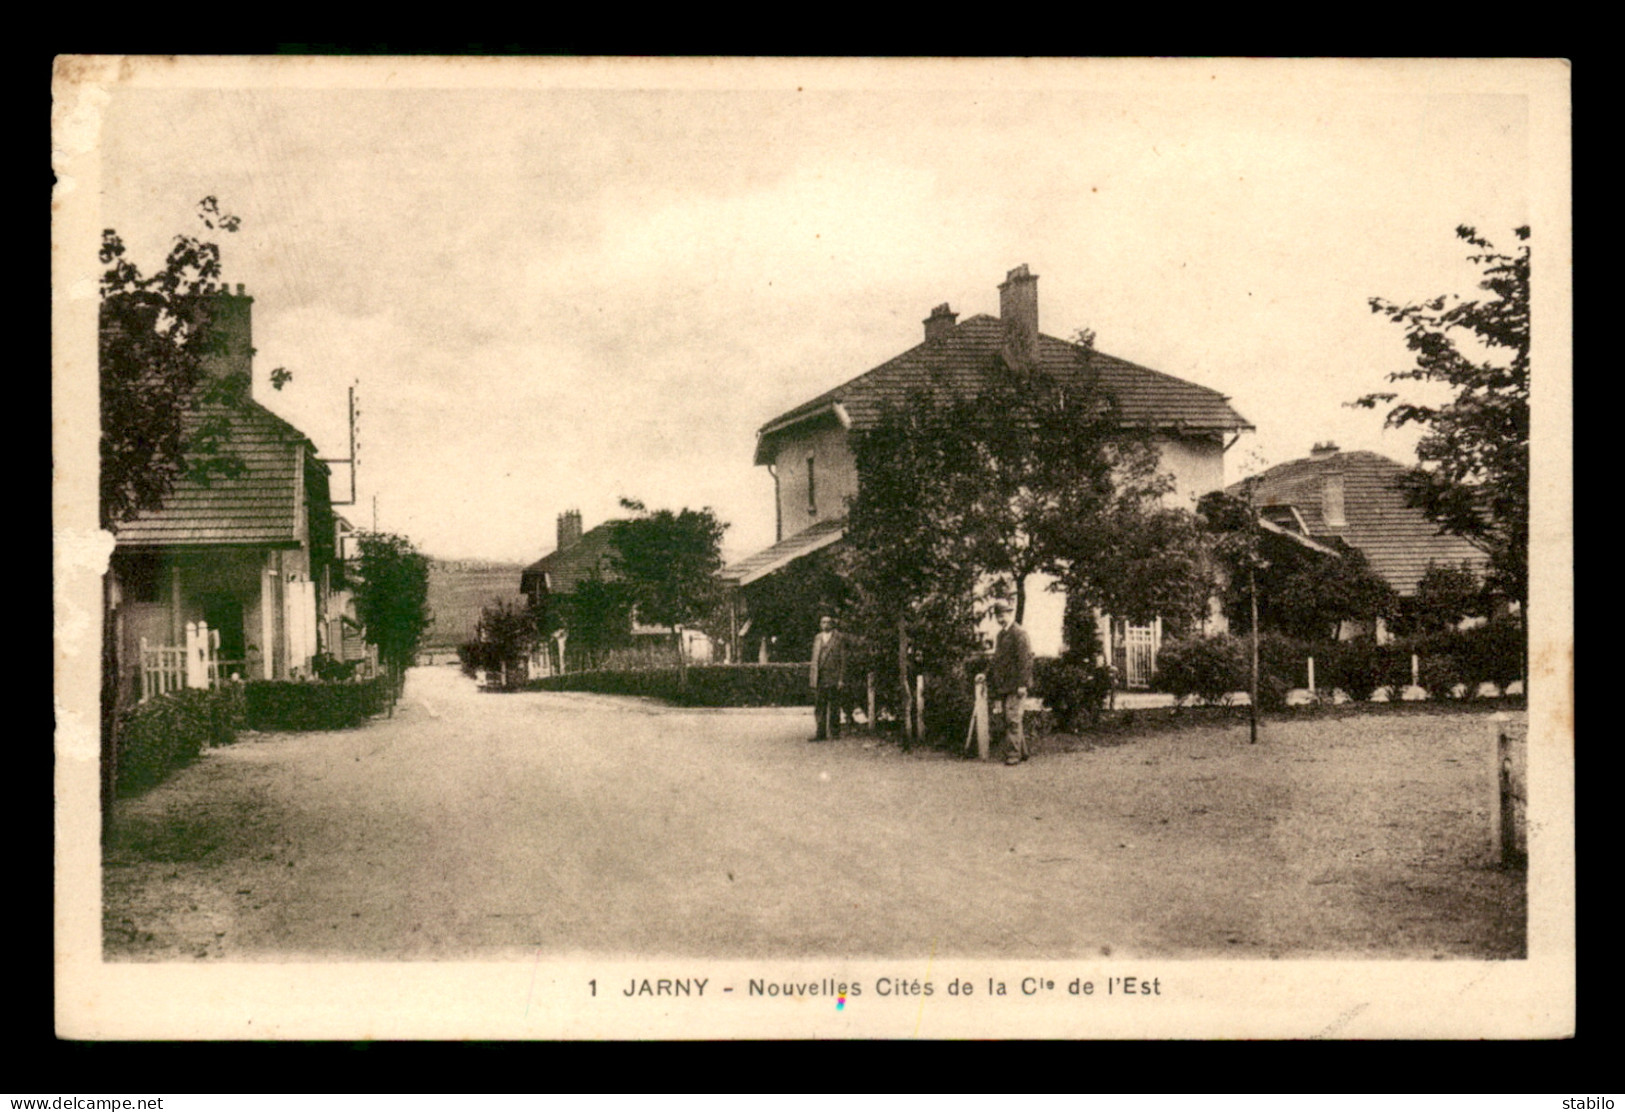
(104, 666, 1524, 961)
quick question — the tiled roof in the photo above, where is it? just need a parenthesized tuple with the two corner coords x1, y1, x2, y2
(112, 400, 320, 548)
(756, 315, 1251, 463)
(1233, 450, 1488, 596)
(720, 516, 847, 586)
(520, 523, 625, 596)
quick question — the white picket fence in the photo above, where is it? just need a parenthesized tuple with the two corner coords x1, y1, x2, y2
(139, 621, 241, 701)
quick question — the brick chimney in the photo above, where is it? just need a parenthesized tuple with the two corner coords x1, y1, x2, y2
(998, 264, 1039, 369)
(1310, 441, 1340, 459)
(193, 288, 255, 385)
(923, 302, 958, 342)
(556, 510, 583, 551)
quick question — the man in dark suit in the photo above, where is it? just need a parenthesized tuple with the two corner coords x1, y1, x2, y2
(809, 614, 848, 741)
(989, 602, 1034, 765)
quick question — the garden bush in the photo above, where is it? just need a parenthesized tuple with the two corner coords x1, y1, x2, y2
(245, 676, 392, 730)
(1405, 622, 1524, 691)
(114, 685, 244, 796)
(1257, 632, 1317, 695)
(1152, 635, 1247, 705)
(1417, 654, 1468, 700)
(310, 652, 361, 683)
(1318, 639, 1406, 702)
(457, 640, 496, 678)
(1035, 656, 1113, 731)
(921, 667, 976, 747)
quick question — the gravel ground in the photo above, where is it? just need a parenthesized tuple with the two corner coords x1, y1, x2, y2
(103, 666, 1525, 961)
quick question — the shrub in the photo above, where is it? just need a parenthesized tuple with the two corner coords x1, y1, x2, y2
(114, 686, 244, 796)
(1257, 632, 1317, 695)
(457, 640, 497, 677)
(1318, 639, 1402, 702)
(1417, 654, 1467, 700)
(245, 676, 392, 730)
(1408, 622, 1524, 691)
(1255, 672, 1293, 712)
(922, 667, 976, 748)
(1035, 657, 1113, 731)
(1152, 635, 1247, 705)
(311, 652, 360, 682)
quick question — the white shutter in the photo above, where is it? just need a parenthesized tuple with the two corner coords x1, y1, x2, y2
(283, 575, 319, 675)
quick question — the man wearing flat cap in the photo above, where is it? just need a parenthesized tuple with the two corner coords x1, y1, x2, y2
(809, 613, 848, 741)
(989, 601, 1034, 765)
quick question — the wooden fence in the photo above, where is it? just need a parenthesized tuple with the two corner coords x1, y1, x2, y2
(140, 621, 243, 702)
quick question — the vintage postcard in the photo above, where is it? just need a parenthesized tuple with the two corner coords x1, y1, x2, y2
(53, 56, 1573, 1040)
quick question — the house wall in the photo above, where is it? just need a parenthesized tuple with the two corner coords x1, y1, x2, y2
(771, 423, 859, 540)
(1154, 434, 1227, 508)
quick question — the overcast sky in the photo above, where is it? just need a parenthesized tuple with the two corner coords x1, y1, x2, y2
(85, 59, 1539, 566)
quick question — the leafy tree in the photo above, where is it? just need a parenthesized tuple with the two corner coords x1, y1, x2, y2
(552, 572, 634, 670)
(952, 343, 1175, 625)
(1354, 225, 1530, 608)
(350, 531, 433, 697)
(608, 498, 728, 681)
(100, 196, 302, 531)
(842, 391, 984, 738)
(473, 598, 544, 683)
(1266, 544, 1397, 642)
(99, 197, 245, 530)
(1406, 561, 1485, 634)
(1053, 502, 1213, 634)
(1199, 490, 1397, 642)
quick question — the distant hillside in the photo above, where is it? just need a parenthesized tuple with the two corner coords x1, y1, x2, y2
(423, 560, 528, 649)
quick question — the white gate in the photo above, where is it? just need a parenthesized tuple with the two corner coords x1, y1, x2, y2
(141, 621, 221, 701)
(1121, 620, 1160, 690)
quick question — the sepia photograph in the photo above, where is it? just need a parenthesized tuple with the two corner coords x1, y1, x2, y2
(52, 56, 1572, 1040)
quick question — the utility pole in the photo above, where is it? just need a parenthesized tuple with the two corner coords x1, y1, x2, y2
(1249, 557, 1259, 745)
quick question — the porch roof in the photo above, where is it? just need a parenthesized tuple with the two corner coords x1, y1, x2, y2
(111, 400, 321, 548)
(719, 516, 847, 587)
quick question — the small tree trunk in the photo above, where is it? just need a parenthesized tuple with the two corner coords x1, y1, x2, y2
(1249, 562, 1259, 745)
(1521, 600, 1529, 696)
(101, 570, 119, 839)
(1015, 574, 1028, 626)
(898, 617, 912, 745)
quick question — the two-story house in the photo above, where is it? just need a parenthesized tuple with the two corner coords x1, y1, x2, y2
(721, 265, 1253, 684)
(105, 288, 349, 705)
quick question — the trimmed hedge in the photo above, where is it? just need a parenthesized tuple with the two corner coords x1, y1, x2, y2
(245, 676, 392, 730)
(1154, 621, 1526, 707)
(114, 685, 245, 796)
(522, 663, 814, 707)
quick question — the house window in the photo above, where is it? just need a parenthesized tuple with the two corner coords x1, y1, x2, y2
(807, 455, 817, 516)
